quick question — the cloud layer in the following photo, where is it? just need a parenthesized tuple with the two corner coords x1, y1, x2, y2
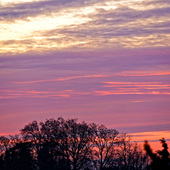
(0, 0, 170, 140)
(0, 0, 170, 53)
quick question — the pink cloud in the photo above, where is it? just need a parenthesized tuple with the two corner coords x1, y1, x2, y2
(0, 89, 93, 99)
(117, 71, 170, 77)
(13, 74, 108, 84)
(131, 100, 144, 103)
(98, 81, 170, 95)
(94, 90, 170, 96)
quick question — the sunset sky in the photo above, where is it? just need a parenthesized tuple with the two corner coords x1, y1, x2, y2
(0, 0, 170, 147)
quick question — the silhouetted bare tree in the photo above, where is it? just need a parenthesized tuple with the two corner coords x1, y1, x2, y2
(116, 134, 148, 170)
(21, 120, 42, 143)
(92, 124, 119, 170)
(59, 118, 95, 170)
(0, 117, 151, 170)
(39, 118, 70, 170)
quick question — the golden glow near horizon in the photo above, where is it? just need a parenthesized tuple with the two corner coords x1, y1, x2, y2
(130, 131, 170, 151)
(131, 130, 170, 142)
(0, 0, 170, 54)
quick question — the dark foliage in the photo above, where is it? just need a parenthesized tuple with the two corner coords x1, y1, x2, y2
(144, 138, 170, 170)
(2, 142, 36, 170)
(0, 117, 150, 170)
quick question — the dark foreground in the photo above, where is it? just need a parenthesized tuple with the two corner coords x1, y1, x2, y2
(0, 117, 169, 170)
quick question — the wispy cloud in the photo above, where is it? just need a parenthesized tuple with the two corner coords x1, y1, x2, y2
(0, 0, 170, 53)
(11, 71, 170, 85)
(95, 90, 170, 96)
(115, 71, 170, 77)
(0, 89, 93, 99)
(13, 74, 108, 84)
(95, 81, 170, 95)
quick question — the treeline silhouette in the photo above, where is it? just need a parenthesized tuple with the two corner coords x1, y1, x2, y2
(0, 117, 169, 170)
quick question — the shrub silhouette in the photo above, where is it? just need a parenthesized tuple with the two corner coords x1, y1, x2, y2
(144, 138, 170, 170)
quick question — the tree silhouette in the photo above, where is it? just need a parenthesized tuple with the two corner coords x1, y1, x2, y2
(92, 124, 119, 170)
(0, 117, 150, 170)
(20, 120, 42, 143)
(116, 134, 148, 170)
(40, 118, 64, 141)
(144, 138, 170, 170)
(0, 136, 10, 154)
(59, 118, 95, 170)
(0, 136, 10, 170)
(3, 142, 36, 170)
